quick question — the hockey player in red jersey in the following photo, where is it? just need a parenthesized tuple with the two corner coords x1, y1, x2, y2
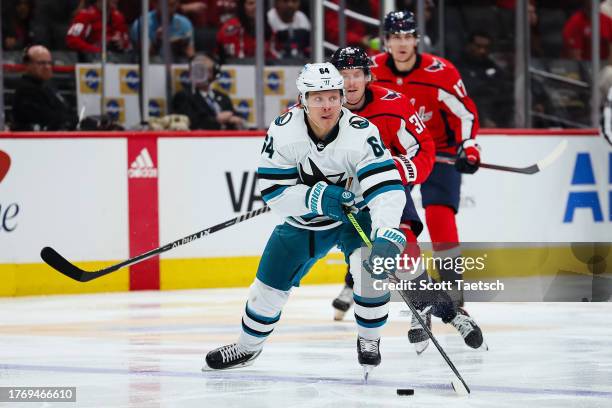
(370, 11, 485, 351)
(330, 46, 484, 354)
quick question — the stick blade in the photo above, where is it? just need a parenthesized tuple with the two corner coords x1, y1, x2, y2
(536, 139, 568, 171)
(40, 247, 89, 282)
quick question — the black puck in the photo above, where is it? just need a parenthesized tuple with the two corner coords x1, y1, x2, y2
(396, 388, 414, 396)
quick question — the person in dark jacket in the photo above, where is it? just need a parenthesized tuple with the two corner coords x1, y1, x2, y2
(171, 54, 245, 130)
(11, 45, 77, 131)
(456, 31, 513, 128)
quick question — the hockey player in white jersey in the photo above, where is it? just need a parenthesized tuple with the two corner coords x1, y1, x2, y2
(203, 63, 407, 379)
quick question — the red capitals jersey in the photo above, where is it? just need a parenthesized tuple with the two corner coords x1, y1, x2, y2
(352, 85, 435, 184)
(66, 5, 129, 54)
(216, 17, 273, 60)
(371, 52, 479, 155)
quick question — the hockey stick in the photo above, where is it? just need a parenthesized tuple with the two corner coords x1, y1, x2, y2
(346, 212, 471, 395)
(40, 206, 271, 283)
(436, 139, 568, 175)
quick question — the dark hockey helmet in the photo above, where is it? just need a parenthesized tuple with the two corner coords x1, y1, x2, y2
(383, 10, 418, 37)
(330, 46, 372, 75)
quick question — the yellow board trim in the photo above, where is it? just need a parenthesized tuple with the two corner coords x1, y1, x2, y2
(0, 245, 603, 296)
(0, 261, 129, 296)
(160, 253, 347, 290)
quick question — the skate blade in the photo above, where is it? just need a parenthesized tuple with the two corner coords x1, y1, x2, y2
(362, 365, 375, 383)
(201, 359, 256, 372)
(477, 341, 489, 351)
(333, 309, 346, 321)
(414, 340, 430, 355)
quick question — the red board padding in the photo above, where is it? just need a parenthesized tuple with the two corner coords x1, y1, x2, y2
(127, 137, 159, 291)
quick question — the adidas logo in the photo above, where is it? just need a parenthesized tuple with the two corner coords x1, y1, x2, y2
(128, 148, 158, 179)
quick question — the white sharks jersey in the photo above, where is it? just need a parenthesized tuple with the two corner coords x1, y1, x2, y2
(258, 106, 406, 233)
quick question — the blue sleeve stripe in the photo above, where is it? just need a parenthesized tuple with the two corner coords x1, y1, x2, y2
(363, 183, 404, 204)
(262, 185, 290, 202)
(355, 200, 366, 209)
(356, 160, 395, 178)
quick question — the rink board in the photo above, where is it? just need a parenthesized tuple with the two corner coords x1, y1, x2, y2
(0, 130, 608, 296)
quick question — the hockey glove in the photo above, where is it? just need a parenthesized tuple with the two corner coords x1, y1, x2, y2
(392, 155, 417, 185)
(455, 139, 481, 174)
(305, 181, 356, 223)
(363, 228, 407, 279)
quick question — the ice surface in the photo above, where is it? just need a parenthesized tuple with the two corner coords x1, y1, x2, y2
(0, 284, 610, 407)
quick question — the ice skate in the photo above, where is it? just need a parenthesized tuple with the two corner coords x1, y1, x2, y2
(407, 305, 432, 355)
(202, 343, 262, 371)
(332, 285, 354, 321)
(450, 308, 487, 350)
(357, 336, 380, 382)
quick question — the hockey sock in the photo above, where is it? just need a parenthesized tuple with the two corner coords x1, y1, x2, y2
(238, 279, 290, 351)
(350, 250, 389, 340)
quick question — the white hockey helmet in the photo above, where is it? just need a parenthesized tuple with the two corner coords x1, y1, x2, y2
(296, 62, 345, 111)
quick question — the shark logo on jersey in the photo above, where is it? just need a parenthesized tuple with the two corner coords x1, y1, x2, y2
(424, 58, 445, 73)
(299, 158, 347, 187)
(274, 111, 293, 126)
(349, 116, 369, 129)
(381, 89, 401, 100)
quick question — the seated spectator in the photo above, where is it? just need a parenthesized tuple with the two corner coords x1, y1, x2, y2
(66, 0, 129, 61)
(267, 0, 311, 59)
(2, 0, 33, 51)
(456, 31, 513, 128)
(131, 0, 194, 61)
(171, 54, 244, 130)
(11, 45, 77, 131)
(216, 0, 272, 62)
(563, 0, 612, 61)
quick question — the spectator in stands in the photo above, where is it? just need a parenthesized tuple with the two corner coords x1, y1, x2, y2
(66, 0, 130, 61)
(325, 0, 378, 51)
(171, 54, 244, 130)
(30, 0, 80, 50)
(179, 1, 237, 55)
(563, 0, 612, 62)
(117, 0, 144, 24)
(216, 0, 272, 62)
(267, 0, 311, 59)
(131, 0, 195, 61)
(2, 0, 33, 51)
(11, 45, 77, 131)
(457, 31, 513, 128)
(179, 1, 237, 27)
